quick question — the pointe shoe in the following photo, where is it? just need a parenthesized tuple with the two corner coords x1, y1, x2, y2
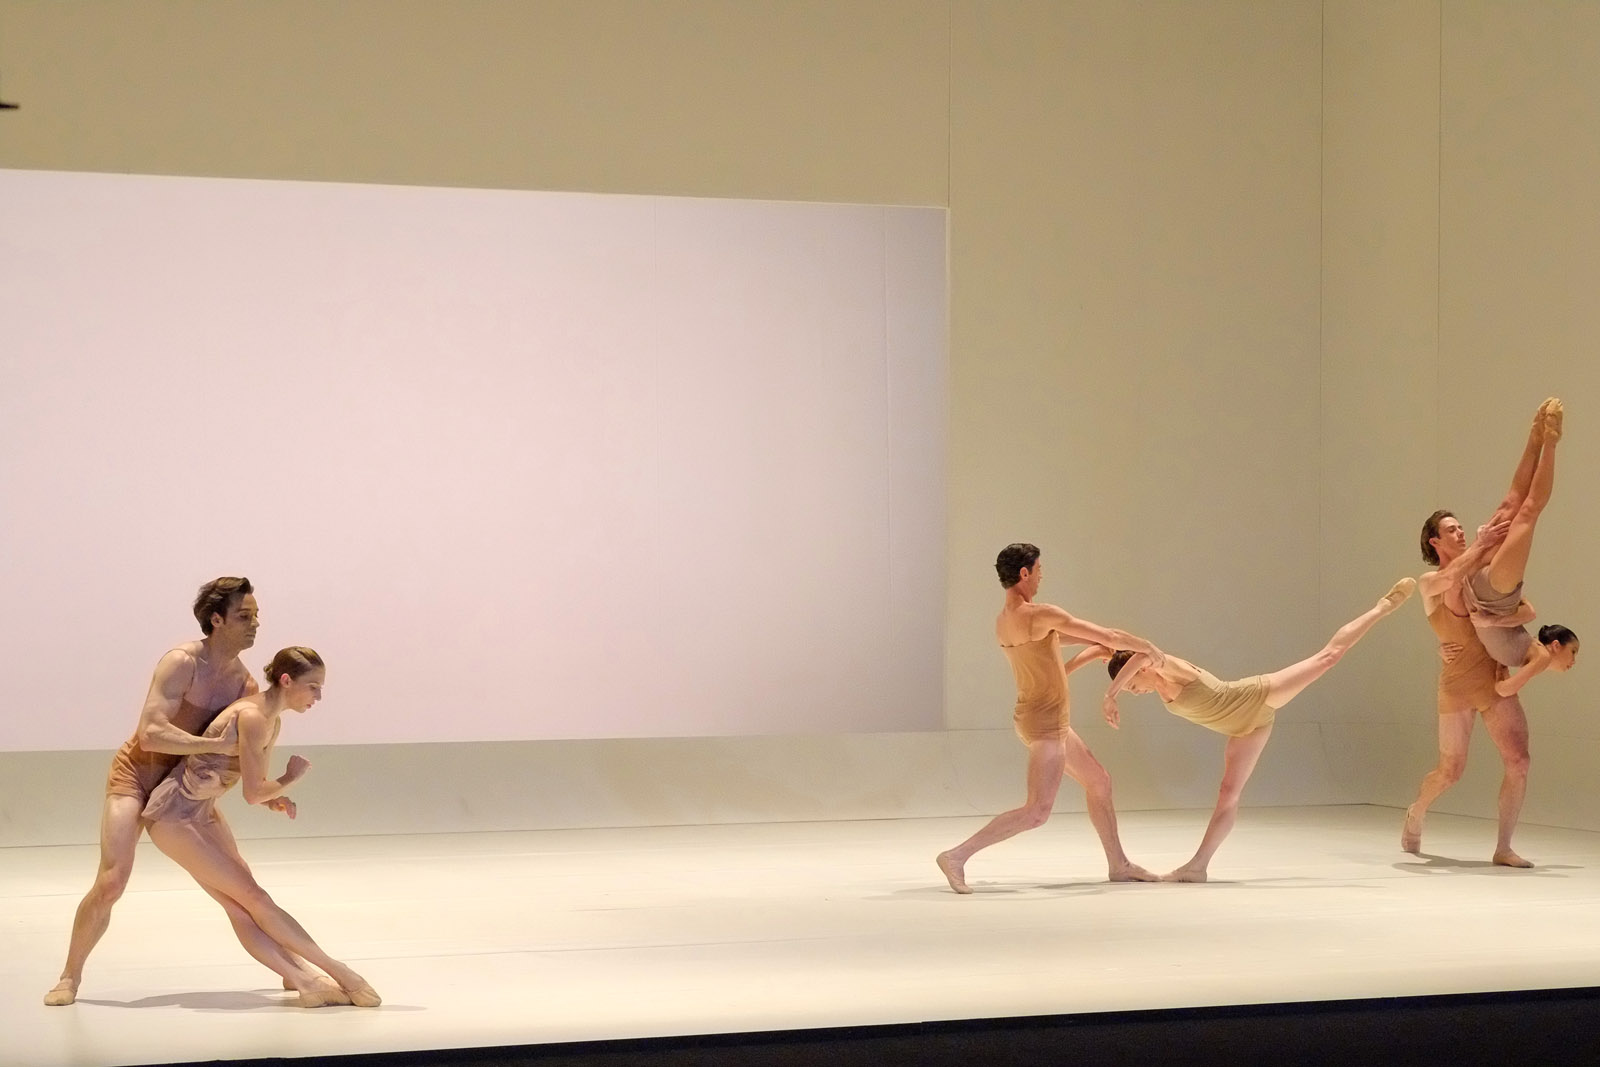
(1383, 577, 1417, 608)
(344, 981, 382, 1008)
(1543, 398, 1564, 441)
(43, 980, 78, 1007)
(299, 979, 353, 1008)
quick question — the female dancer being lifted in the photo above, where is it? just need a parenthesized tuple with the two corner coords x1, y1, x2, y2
(1101, 578, 1416, 882)
(142, 647, 380, 1008)
(1463, 398, 1579, 689)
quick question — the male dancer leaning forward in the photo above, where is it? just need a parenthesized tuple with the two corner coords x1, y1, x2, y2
(937, 543, 1163, 893)
(45, 577, 277, 1005)
(1402, 511, 1537, 868)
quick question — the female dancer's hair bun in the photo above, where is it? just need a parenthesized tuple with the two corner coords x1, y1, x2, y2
(1538, 624, 1578, 647)
(263, 646, 325, 687)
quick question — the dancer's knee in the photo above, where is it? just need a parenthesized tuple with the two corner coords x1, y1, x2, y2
(89, 863, 132, 906)
(1437, 755, 1468, 784)
(1019, 804, 1053, 830)
(1503, 751, 1530, 779)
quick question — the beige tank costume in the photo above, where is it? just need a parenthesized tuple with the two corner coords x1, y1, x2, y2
(142, 708, 279, 825)
(1001, 632, 1069, 743)
(1161, 667, 1275, 737)
(1426, 601, 1504, 712)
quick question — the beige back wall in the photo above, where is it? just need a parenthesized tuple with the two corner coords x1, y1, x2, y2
(3, 1, 1592, 842)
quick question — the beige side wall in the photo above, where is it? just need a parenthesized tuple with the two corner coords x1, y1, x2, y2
(1435, 2, 1600, 829)
(1317, 1, 1444, 804)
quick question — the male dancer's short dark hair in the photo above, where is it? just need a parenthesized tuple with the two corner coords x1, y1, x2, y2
(1419, 510, 1454, 567)
(995, 543, 1040, 589)
(194, 577, 254, 634)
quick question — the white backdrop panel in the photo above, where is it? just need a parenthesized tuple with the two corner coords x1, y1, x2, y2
(0, 170, 946, 749)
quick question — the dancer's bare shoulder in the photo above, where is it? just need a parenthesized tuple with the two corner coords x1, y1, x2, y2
(996, 601, 1060, 645)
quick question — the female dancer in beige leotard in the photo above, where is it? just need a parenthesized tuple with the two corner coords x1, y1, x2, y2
(143, 647, 380, 1008)
(1101, 578, 1416, 882)
(1461, 399, 1566, 669)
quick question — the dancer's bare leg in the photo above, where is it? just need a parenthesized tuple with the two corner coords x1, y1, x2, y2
(1402, 708, 1474, 854)
(1165, 726, 1273, 882)
(1262, 579, 1416, 709)
(1060, 727, 1157, 882)
(1486, 401, 1560, 595)
(44, 795, 145, 1005)
(1485, 399, 1554, 528)
(1481, 694, 1532, 867)
(938, 739, 1065, 893)
(199, 813, 343, 1005)
(146, 820, 380, 1005)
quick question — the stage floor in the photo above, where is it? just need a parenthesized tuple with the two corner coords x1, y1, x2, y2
(6, 804, 1600, 1067)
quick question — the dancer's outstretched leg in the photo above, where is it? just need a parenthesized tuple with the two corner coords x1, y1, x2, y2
(1263, 578, 1416, 708)
(1485, 400, 1560, 596)
(938, 739, 1065, 893)
(1165, 726, 1272, 882)
(147, 820, 380, 1006)
(1060, 728, 1157, 882)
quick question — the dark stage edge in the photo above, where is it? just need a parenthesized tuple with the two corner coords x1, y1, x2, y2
(152, 986, 1600, 1067)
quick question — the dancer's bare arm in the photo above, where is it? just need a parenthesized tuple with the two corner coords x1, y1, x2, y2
(1480, 598, 1537, 628)
(1031, 604, 1162, 664)
(136, 651, 236, 755)
(1101, 649, 1164, 729)
(1062, 644, 1112, 676)
(1496, 643, 1552, 698)
(238, 708, 309, 806)
(1418, 520, 1510, 600)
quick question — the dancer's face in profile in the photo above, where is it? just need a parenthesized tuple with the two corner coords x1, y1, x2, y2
(1431, 517, 1467, 561)
(1017, 560, 1043, 599)
(212, 594, 261, 649)
(279, 668, 326, 713)
(1548, 639, 1579, 672)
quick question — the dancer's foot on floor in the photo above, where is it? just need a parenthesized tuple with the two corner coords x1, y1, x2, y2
(43, 978, 78, 1006)
(299, 977, 353, 1008)
(1401, 806, 1423, 854)
(1493, 849, 1534, 869)
(936, 851, 972, 894)
(1109, 862, 1160, 883)
(1162, 866, 1208, 883)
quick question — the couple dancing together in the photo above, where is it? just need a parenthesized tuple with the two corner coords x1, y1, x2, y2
(939, 399, 1577, 892)
(44, 578, 379, 1008)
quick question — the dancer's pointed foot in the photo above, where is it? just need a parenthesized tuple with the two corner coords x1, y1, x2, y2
(1109, 862, 1160, 883)
(342, 978, 382, 1008)
(1382, 577, 1417, 612)
(1493, 849, 1534, 869)
(43, 979, 78, 1006)
(298, 977, 353, 1008)
(1401, 806, 1423, 854)
(1542, 398, 1564, 442)
(1162, 866, 1208, 883)
(936, 851, 972, 894)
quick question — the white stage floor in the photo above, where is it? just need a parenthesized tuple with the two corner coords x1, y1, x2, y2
(6, 805, 1600, 1067)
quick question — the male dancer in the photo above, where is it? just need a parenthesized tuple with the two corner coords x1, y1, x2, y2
(44, 577, 284, 1005)
(937, 543, 1163, 893)
(1402, 510, 1536, 867)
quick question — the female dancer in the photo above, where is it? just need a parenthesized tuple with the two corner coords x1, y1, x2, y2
(142, 647, 380, 1008)
(1463, 398, 1566, 669)
(1101, 578, 1415, 882)
(1496, 624, 1580, 698)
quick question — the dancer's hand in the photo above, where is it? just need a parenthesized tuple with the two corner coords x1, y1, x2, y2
(206, 717, 239, 754)
(1438, 641, 1463, 664)
(1475, 519, 1511, 550)
(265, 796, 298, 819)
(282, 754, 312, 784)
(1102, 695, 1121, 729)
